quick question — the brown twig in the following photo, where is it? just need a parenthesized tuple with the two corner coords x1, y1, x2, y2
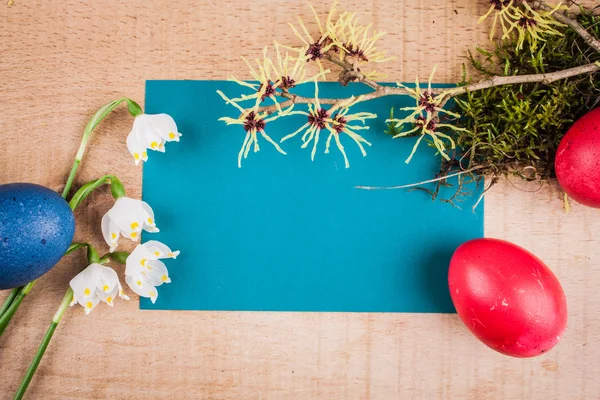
(472, 175, 498, 211)
(322, 53, 380, 89)
(450, 62, 599, 93)
(258, 91, 344, 115)
(355, 165, 487, 190)
(532, 1, 600, 54)
(256, 1, 600, 117)
(258, 61, 600, 114)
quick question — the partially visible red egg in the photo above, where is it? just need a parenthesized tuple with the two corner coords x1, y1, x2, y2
(555, 107, 600, 208)
(449, 238, 567, 358)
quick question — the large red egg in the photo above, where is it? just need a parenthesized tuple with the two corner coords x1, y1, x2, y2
(448, 238, 567, 358)
(555, 107, 600, 208)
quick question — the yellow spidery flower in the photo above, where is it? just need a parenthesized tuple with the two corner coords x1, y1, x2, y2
(325, 104, 376, 168)
(281, 81, 375, 168)
(387, 65, 467, 163)
(328, 10, 393, 76)
(217, 92, 287, 167)
(268, 43, 329, 90)
(506, 2, 565, 51)
(282, 2, 339, 73)
(280, 81, 328, 160)
(392, 113, 466, 164)
(478, 0, 518, 40)
(394, 65, 460, 120)
(226, 49, 283, 112)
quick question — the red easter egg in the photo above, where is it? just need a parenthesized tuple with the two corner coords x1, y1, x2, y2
(555, 107, 600, 208)
(448, 238, 567, 358)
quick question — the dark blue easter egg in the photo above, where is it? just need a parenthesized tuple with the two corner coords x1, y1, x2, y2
(0, 183, 75, 289)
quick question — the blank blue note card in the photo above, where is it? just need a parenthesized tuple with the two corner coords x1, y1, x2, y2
(142, 80, 483, 313)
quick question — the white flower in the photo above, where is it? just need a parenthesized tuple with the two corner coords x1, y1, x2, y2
(126, 113, 182, 165)
(69, 263, 129, 314)
(125, 241, 179, 304)
(101, 197, 159, 252)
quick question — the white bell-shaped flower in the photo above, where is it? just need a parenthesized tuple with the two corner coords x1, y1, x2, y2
(125, 241, 179, 304)
(101, 197, 159, 252)
(142, 240, 181, 259)
(126, 113, 182, 165)
(69, 263, 129, 314)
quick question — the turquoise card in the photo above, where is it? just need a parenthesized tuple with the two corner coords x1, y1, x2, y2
(142, 80, 483, 312)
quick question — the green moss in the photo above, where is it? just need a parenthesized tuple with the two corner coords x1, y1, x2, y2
(453, 9, 600, 180)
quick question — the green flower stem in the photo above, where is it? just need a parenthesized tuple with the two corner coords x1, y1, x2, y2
(3, 95, 139, 331)
(9, 97, 139, 322)
(3, 96, 141, 395)
(61, 97, 142, 199)
(13, 288, 73, 400)
(0, 243, 90, 337)
(0, 282, 35, 336)
(65, 242, 91, 255)
(0, 288, 19, 317)
(108, 251, 130, 264)
(12, 243, 101, 397)
(68, 174, 125, 210)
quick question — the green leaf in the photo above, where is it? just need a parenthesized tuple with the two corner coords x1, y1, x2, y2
(110, 176, 126, 199)
(126, 99, 143, 117)
(87, 245, 100, 264)
(109, 251, 130, 264)
(98, 255, 111, 265)
(68, 174, 125, 209)
(384, 107, 401, 136)
(65, 243, 89, 255)
(68, 181, 97, 210)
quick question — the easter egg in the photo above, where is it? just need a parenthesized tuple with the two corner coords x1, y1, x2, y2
(0, 183, 75, 289)
(555, 107, 600, 208)
(448, 238, 567, 358)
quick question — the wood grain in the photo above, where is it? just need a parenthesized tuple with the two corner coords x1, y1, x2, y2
(1, 1, 599, 399)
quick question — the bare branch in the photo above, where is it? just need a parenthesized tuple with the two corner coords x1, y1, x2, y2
(258, 85, 403, 114)
(257, 62, 599, 114)
(532, 1, 600, 53)
(355, 166, 487, 190)
(253, 3, 600, 116)
(321, 53, 347, 69)
(322, 53, 381, 89)
(258, 92, 340, 115)
(448, 61, 600, 95)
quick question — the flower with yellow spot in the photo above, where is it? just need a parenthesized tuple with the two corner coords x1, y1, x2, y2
(505, 2, 565, 51)
(143, 240, 180, 260)
(101, 197, 159, 252)
(125, 241, 179, 304)
(126, 114, 182, 165)
(69, 263, 129, 314)
(217, 94, 287, 167)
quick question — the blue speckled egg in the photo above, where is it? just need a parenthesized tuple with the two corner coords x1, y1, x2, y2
(0, 183, 75, 289)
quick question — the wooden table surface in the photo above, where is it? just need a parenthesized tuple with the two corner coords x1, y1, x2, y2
(1, 1, 599, 399)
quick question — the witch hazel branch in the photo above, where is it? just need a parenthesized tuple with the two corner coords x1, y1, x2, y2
(216, 1, 600, 170)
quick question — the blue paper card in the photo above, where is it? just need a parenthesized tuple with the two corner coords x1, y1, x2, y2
(142, 80, 483, 312)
